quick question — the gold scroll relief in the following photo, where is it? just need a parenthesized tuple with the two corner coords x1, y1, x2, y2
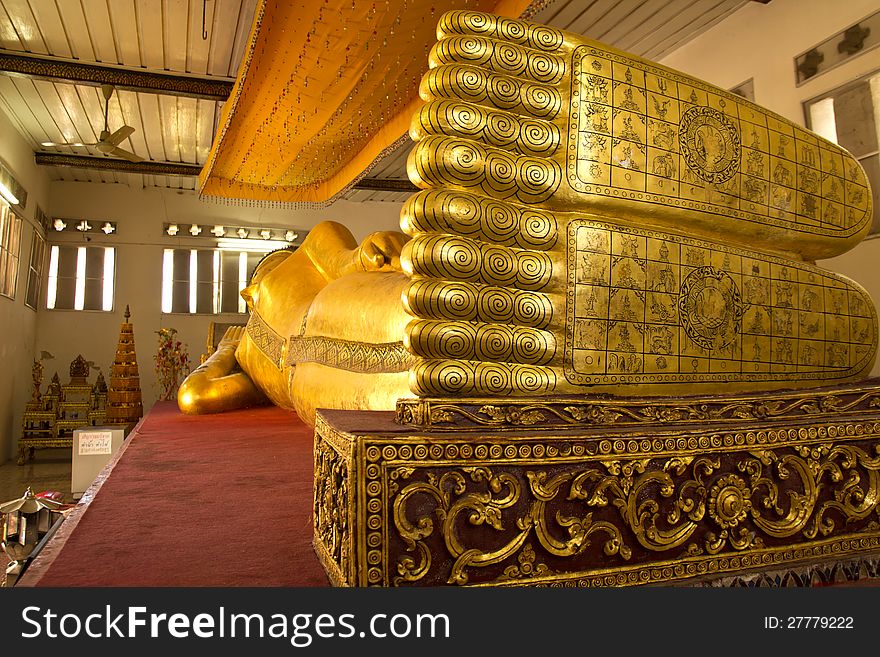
(314, 408, 880, 587)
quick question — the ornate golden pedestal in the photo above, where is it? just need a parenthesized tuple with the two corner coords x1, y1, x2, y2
(314, 379, 880, 587)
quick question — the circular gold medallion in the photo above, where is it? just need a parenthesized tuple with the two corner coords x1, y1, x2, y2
(679, 266, 743, 351)
(679, 106, 741, 184)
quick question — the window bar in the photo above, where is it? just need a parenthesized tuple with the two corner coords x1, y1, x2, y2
(46, 245, 59, 309)
(162, 249, 174, 313)
(73, 246, 86, 310)
(238, 251, 247, 314)
(212, 249, 220, 314)
(103, 247, 115, 311)
(189, 249, 198, 314)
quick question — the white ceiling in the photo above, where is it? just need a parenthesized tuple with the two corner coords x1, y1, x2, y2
(0, 0, 749, 196)
(0, 0, 256, 189)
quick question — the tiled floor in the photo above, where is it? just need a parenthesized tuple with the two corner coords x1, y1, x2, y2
(0, 448, 73, 586)
(0, 448, 73, 504)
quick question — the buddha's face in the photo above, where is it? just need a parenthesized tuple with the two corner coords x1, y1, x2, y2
(239, 249, 293, 314)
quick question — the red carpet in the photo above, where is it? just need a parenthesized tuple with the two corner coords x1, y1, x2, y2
(20, 402, 329, 587)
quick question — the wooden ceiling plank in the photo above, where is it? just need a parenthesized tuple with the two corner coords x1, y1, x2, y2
(159, 93, 181, 161)
(24, 0, 72, 57)
(53, 81, 102, 158)
(114, 89, 150, 159)
(3, 0, 48, 53)
(538, 0, 602, 31)
(54, 0, 95, 61)
(581, 0, 646, 42)
(368, 140, 412, 178)
(600, 0, 680, 47)
(206, 0, 239, 77)
(604, 0, 681, 50)
(9, 77, 67, 144)
(0, 3, 24, 50)
(136, 0, 164, 69)
(74, 84, 106, 139)
(0, 86, 33, 143)
(213, 98, 221, 133)
(343, 189, 371, 203)
(27, 78, 80, 145)
(565, 0, 626, 38)
(626, 0, 728, 58)
(186, 0, 212, 75)
(163, 0, 189, 72)
(177, 95, 197, 164)
(135, 91, 167, 161)
(0, 73, 48, 144)
(194, 98, 213, 163)
(614, 0, 694, 52)
(227, 0, 257, 77)
(80, 0, 119, 63)
(106, 0, 142, 67)
(644, 0, 742, 61)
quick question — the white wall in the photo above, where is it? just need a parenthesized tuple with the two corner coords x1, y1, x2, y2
(660, 0, 880, 125)
(661, 0, 880, 375)
(0, 106, 51, 463)
(36, 181, 402, 427)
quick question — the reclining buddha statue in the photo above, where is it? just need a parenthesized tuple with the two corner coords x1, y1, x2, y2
(179, 10, 877, 427)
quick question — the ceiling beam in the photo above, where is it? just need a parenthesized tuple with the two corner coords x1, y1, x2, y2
(355, 178, 418, 192)
(35, 152, 203, 177)
(0, 51, 232, 101)
(35, 153, 420, 194)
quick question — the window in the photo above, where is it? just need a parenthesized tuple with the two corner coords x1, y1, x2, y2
(25, 230, 45, 309)
(805, 69, 880, 234)
(161, 248, 265, 314)
(46, 245, 115, 311)
(0, 201, 21, 299)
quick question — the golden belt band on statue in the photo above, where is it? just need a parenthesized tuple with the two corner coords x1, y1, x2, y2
(286, 336, 415, 374)
(246, 311, 285, 369)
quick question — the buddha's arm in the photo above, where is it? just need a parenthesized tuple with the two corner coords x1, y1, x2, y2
(298, 221, 408, 280)
(178, 327, 268, 414)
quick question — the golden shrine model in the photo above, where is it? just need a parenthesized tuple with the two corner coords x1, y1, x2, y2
(179, 10, 880, 586)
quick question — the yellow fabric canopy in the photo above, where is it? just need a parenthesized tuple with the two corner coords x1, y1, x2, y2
(199, 0, 542, 206)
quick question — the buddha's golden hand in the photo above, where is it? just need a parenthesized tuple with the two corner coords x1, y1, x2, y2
(218, 325, 246, 351)
(356, 231, 409, 272)
(400, 10, 877, 397)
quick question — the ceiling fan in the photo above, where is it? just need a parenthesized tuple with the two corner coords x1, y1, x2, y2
(41, 84, 142, 163)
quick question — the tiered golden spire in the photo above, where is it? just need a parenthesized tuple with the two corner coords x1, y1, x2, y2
(105, 304, 143, 427)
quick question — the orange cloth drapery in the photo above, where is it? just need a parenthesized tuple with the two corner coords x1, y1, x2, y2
(199, 0, 542, 206)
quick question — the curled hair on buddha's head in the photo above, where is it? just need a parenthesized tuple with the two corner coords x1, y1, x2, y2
(250, 246, 296, 284)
